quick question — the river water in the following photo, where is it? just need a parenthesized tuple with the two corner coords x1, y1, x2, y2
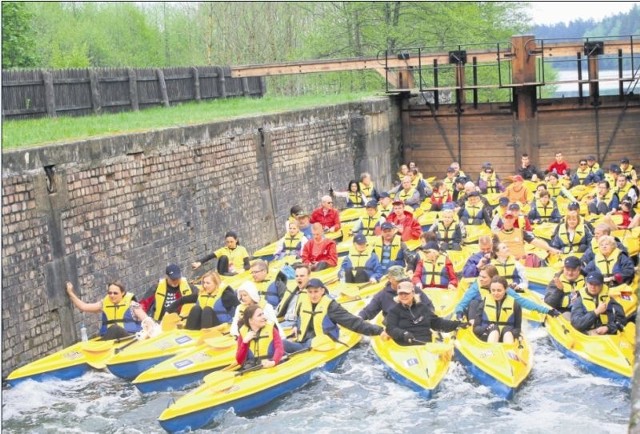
(2, 322, 630, 434)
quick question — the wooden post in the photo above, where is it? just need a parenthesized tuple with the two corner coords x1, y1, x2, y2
(88, 69, 101, 114)
(216, 66, 226, 98)
(241, 77, 250, 96)
(42, 70, 56, 118)
(156, 69, 170, 107)
(588, 54, 600, 101)
(455, 63, 465, 105)
(191, 67, 201, 101)
(397, 68, 415, 89)
(128, 68, 139, 111)
(511, 35, 538, 167)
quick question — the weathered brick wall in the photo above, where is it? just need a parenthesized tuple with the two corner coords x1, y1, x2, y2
(1, 97, 398, 375)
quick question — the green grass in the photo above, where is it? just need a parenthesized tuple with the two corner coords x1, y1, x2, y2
(2, 92, 379, 149)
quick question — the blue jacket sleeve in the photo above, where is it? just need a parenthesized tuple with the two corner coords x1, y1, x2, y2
(341, 256, 352, 273)
(358, 291, 383, 320)
(367, 253, 384, 282)
(455, 281, 481, 317)
(507, 289, 550, 313)
(570, 297, 596, 332)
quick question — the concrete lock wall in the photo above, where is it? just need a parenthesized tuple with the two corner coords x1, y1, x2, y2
(1, 97, 401, 375)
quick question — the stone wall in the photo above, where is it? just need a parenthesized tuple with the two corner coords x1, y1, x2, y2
(1, 97, 400, 375)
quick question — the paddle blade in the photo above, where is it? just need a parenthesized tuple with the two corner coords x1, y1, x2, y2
(203, 370, 237, 392)
(161, 313, 182, 332)
(203, 337, 235, 349)
(311, 335, 336, 352)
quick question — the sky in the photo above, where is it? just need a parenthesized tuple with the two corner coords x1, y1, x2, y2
(528, 1, 638, 25)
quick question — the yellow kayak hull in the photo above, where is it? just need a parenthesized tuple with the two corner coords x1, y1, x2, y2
(6, 337, 137, 386)
(454, 327, 533, 399)
(545, 315, 634, 386)
(371, 330, 453, 398)
(158, 328, 362, 433)
(422, 286, 465, 318)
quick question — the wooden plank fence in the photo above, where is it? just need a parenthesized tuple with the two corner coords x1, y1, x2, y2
(2, 66, 266, 120)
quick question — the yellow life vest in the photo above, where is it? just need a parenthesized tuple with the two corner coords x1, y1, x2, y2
(588, 162, 601, 174)
(276, 286, 307, 318)
(419, 253, 448, 286)
(547, 183, 562, 199)
(297, 295, 339, 341)
(614, 182, 632, 201)
(495, 228, 526, 259)
(535, 202, 556, 221)
(594, 248, 621, 279)
(359, 182, 376, 199)
(556, 274, 585, 309)
(239, 322, 276, 361)
(373, 235, 402, 262)
(282, 232, 304, 255)
(479, 172, 499, 193)
(348, 191, 365, 207)
(153, 278, 193, 321)
(379, 204, 393, 218)
(398, 187, 418, 203)
(620, 164, 635, 179)
(102, 292, 135, 329)
(557, 222, 586, 254)
(196, 288, 227, 310)
(464, 201, 483, 222)
(214, 245, 249, 272)
(492, 256, 517, 283)
(443, 177, 455, 194)
(578, 286, 610, 325)
(482, 295, 516, 333)
(574, 169, 591, 184)
(436, 220, 457, 242)
(361, 214, 381, 236)
(347, 246, 373, 270)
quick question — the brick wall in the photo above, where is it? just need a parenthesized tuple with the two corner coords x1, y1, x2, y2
(1, 97, 399, 375)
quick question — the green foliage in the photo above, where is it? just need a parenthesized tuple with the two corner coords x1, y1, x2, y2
(2, 2, 38, 68)
(2, 93, 374, 149)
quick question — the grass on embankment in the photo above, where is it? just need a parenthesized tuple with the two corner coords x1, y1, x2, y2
(2, 92, 379, 149)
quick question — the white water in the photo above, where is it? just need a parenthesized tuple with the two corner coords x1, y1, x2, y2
(2, 322, 630, 433)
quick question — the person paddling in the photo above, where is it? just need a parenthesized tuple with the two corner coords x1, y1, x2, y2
(236, 304, 284, 369)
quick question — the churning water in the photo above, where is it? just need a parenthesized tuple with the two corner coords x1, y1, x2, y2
(2, 323, 630, 434)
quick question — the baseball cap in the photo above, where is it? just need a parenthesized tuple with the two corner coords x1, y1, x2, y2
(586, 272, 604, 285)
(296, 210, 309, 217)
(498, 197, 509, 206)
(396, 282, 414, 294)
(392, 199, 404, 206)
(467, 191, 480, 198)
(379, 192, 390, 199)
(621, 157, 630, 164)
(508, 203, 521, 210)
(166, 264, 182, 279)
(307, 278, 327, 289)
(587, 155, 596, 161)
(366, 199, 378, 208)
(387, 265, 408, 280)
(381, 222, 395, 230)
(353, 233, 367, 245)
(563, 256, 581, 269)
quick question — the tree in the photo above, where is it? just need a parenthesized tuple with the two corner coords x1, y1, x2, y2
(2, 2, 38, 68)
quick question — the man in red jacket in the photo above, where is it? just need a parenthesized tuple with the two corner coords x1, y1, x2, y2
(301, 223, 338, 271)
(310, 195, 341, 232)
(385, 200, 422, 241)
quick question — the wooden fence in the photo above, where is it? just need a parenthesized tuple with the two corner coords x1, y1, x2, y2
(1, 66, 266, 120)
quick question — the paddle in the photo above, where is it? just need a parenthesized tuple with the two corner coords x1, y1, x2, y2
(202, 335, 335, 391)
(161, 312, 183, 332)
(81, 335, 137, 369)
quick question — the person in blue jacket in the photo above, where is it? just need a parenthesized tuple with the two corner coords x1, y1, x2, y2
(340, 233, 384, 283)
(455, 265, 558, 320)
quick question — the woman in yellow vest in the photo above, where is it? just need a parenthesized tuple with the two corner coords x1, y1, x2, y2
(469, 276, 522, 343)
(584, 235, 635, 287)
(236, 304, 284, 369)
(491, 242, 527, 289)
(334, 180, 367, 208)
(550, 209, 592, 254)
(166, 271, 238, 330)
(191, 231, 250, 276)
(274, 220, 308, 260)
(65, 280, 142, 340)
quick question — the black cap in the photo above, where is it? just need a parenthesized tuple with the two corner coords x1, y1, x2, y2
(166, 264, 182, 279)
(307, 278, 327, 289)
(621, 157, 630, 164)
(586, 272, 604, 285)
(563, 256, 581, 269)
(353, 233, 367, 245)
(365, 199, 378, 208)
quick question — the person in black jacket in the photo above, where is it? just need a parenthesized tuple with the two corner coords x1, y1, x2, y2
(385, 281, 464, 346)
(570, 271, 626, 335)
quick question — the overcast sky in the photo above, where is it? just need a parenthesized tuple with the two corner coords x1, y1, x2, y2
(527, 1, 638, 25)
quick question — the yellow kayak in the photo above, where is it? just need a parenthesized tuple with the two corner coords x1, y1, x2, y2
(545, 315, 635, 386)
(158, 329, 362, 433)
(371, 327, 453, 399)
(531, 221, 557, 241)
(422, 286, 465, 318)
(339, 207, 367, 223)
(132, 335, 237, 393)
(417, 210, 439, 229)
(464, 225, 491, 244)
(6, 336, 138, 386)
(106, 326, 228, 380)
(454, 327, 533, 399)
